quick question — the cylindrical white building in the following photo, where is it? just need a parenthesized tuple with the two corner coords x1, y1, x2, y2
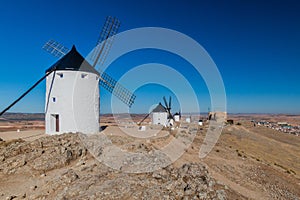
(45, 46, 100, 135)
(151, 103, 168, 126)
(174, 112, 180, 122)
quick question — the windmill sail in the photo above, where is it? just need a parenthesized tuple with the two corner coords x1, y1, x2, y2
(99, 70, 135, 107)
(138, 112, 151, 125)
(163, 96, 174, 120)
(1, 16, 133, 117)
(91, 16, 120, 68)
(42, 40, 70, 58)
(43, 37, 136, 107)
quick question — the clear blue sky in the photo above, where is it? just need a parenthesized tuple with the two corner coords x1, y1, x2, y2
(0, 0, 299, 114)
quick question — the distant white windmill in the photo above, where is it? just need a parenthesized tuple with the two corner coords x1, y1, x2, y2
(0, 16, 136, 135)
(151, 103, 168, 126)
(138, 96, 175, 127)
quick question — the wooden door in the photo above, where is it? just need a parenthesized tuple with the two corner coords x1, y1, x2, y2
(55, 115, 59, 132)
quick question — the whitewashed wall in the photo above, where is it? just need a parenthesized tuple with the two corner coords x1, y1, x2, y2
(45, 70, 99, 135)
(174, 115, 180, 122)
(151, 112, 168, 126)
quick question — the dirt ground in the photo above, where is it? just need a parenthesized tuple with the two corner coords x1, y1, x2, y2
(201, 123, 300, 199)
(0, 115, 299, 199)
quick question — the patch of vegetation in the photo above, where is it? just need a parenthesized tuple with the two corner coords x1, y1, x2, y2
(289, 169, 296, 175)
(274, 162, 284, 168)
(273, 162, 294, 175)
(235, 149, 246, 157)
(215, 149, 220, 153)
(285, 169, 296, 175)
(0, 138, 25, 148)
(236, 149, 242, 157)
(236, 122, 242, 125)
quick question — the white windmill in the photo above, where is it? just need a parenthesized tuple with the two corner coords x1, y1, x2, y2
(161, 96, 175, 127)
(0, 16, 136, 135)
(44, 45, 101, 134)
(138, 96, 175, 127)
(151, 103, 168, 126)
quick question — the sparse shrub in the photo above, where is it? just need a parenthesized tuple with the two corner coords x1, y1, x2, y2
(236, 122, 241, 125)
(216, 149, 220, 153)
(289, 169, 296, 175)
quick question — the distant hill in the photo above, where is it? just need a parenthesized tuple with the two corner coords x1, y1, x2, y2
(1, 113, 45, 121)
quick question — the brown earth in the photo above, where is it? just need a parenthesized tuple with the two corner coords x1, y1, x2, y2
(0, 115, 299, 199)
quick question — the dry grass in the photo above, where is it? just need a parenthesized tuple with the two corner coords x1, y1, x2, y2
(221, 123, 300, 177)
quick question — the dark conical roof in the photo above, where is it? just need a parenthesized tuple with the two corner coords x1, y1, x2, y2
(152, 103, 167, 112)
(46, 45, 99, 75)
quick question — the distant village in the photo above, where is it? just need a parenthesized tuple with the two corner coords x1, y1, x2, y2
(252, 120, 300, 136)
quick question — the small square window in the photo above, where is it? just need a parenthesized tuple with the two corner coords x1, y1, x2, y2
(81, 73, 88, 79)
(57, 73, 63, 78)
(52, 97, 56, 102)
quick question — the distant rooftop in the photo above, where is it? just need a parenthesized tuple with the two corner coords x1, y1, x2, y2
(152, 103, 167, 113)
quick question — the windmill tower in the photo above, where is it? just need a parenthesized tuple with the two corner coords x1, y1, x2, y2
(149, 96, 174, 127)
(44, 46, 100, 134)
(173, 112, 181, 122)
(151, 103, 168, 126)
(137, 96, 175, 127)
(0, 16, 136, 134)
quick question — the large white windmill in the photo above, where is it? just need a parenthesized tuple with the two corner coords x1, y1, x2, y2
(0, 16, 136, 135)
(44, 46, 101, 134)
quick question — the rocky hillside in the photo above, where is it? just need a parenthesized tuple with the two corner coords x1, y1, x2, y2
(0, 133, 240, 200)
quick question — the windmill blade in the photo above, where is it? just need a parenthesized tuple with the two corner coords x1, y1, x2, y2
(99, 70, 136, 107)
(91, 16, 120, 68)
(42, 37, 136, 107)
(163, 96, 168, 109)
(0, 68, 55, 116)
(170, 113, 175, 120)
(167, 110, 174, 120)
(42, 40, 69, 58)
(138, 112, 151, 126)
(169, 96, 172, 110)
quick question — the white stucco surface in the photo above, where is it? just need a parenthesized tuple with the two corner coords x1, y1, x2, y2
(151, 112, 168, 126)
(45, 70, 99, 135)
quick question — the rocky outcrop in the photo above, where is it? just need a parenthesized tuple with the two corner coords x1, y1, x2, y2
(0, 133, 231, 199)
